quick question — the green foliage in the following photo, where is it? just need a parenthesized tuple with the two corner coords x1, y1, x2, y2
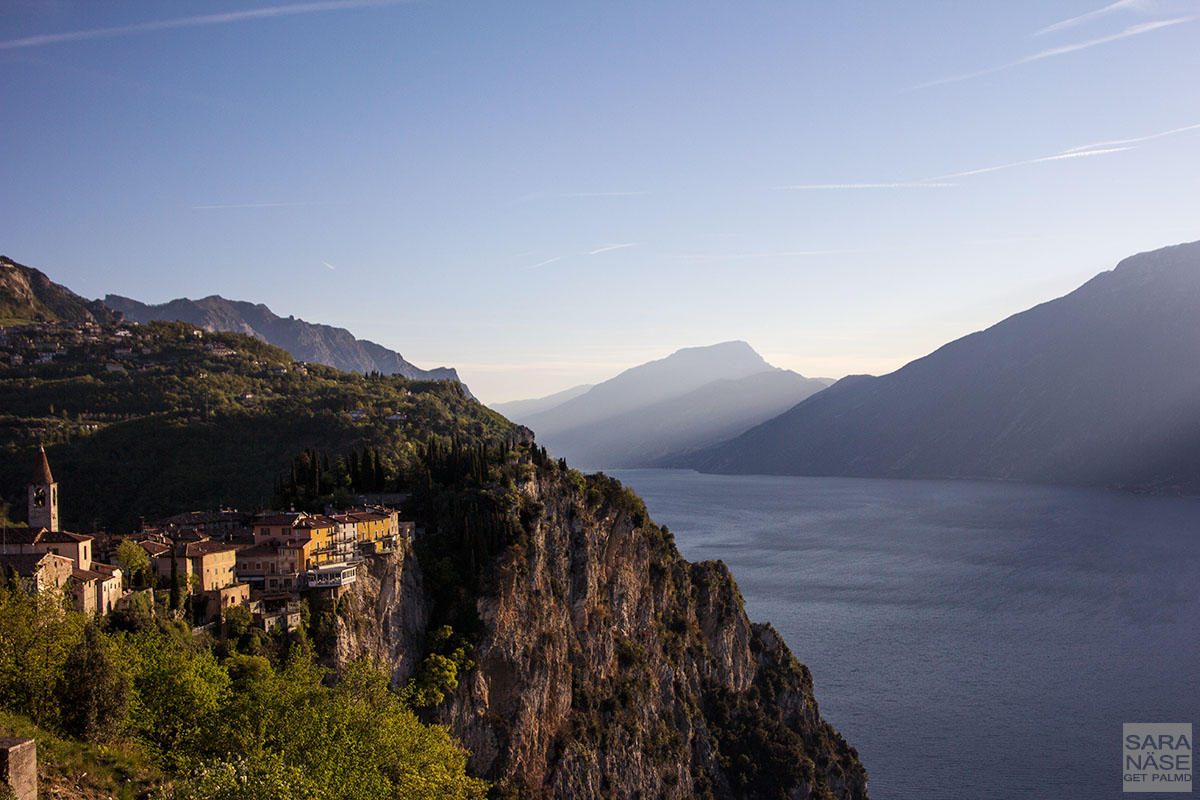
(114, 539, 152, 588)
(56, 622, 131, 743)
(165, 753, 320, 800)
(0, 323, 519, 532)
(125, 629, 231, 771)
(273, 445, 396, 511)
(402, 626, 474, 708)
(222, 604, 252, 639)
(0, 584, 83, 728)
(0, 587, 488, 798)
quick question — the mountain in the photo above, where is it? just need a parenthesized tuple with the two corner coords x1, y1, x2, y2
(510, 341, 830, 468)
(0, 255, 122, 326)
(687, 240, 1200, 494)
(1, 318, 869, 799)
(490, 382, 594, 419)
(104, 293, 466, 389)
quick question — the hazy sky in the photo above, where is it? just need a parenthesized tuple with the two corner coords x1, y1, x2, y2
(2, 1, 1197, 402)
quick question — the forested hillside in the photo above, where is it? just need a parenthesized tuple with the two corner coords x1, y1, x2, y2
(0, 320, 516, 532)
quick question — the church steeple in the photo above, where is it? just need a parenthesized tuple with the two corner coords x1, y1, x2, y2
(28, 446, 59, 531)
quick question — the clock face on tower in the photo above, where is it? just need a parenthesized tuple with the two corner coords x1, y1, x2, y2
(33, 486, 46, 507)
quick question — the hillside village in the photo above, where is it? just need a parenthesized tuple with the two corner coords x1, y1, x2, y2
(1, 446, 414, 631)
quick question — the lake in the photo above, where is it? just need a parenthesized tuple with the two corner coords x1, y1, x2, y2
(609, 469, 1200, 800)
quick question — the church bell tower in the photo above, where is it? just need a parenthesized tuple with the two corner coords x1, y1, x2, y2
(28, 446, 59, 531)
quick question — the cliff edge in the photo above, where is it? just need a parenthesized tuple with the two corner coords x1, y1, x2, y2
(334, 466, 868, 799)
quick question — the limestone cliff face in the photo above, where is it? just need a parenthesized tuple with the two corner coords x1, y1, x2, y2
(333, 537, 429, 688)
(335, 470, 868, 799)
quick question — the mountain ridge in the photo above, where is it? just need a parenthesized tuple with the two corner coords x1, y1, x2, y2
(510, 341, 830, 468)
(104, 292, 466, 388)
(684, 239, 1200, 494)
(491, 382, 595, 419)
(0, 255, 122, 326)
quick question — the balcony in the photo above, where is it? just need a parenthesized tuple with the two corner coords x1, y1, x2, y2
(302, 563, 357, 589)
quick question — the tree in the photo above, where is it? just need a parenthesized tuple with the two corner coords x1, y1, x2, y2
(114, 539, 151, 589)
(0, 584, 83, 728)
(125, 630, 230, 771)
(56, 621, 131, 742)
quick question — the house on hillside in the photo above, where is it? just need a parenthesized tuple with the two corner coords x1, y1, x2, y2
(0, 552, 73, 595)
(234, 541, 310, 592)
(154, 540, 242, 592)
(251, 513, 337, 568)
(152, 539, 248, 621)
(0, 449, 127, 615)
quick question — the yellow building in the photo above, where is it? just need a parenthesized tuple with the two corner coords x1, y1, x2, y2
(252, 513, 336, 566)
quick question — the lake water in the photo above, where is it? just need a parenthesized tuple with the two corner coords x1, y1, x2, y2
(609, 469, 1200, 800)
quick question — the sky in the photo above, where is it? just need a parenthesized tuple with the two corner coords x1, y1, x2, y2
(1, 0, 1197, 403)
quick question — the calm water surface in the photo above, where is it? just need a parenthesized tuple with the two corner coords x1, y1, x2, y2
(610, 469, 1200, 800)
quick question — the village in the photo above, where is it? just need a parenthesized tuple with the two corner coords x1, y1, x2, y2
(0, 447, 414, 631)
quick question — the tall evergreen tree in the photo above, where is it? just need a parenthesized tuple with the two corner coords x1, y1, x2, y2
(57, 622, 130, 743)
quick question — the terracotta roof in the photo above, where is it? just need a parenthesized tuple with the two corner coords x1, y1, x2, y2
(90, 562, 121, 577)
(294, 515, 336, 529)
(140, 541, 170, 556)
(31, 447, 54, 484)
(183, 541, 238, 557)
(2, 528, 91, 545)
(255, 514, 301, 527)
(38, 530, 91, 544)
(160, 510, 245, 526)
(71, 567, 107, 583)
(0, 552, 58, 575)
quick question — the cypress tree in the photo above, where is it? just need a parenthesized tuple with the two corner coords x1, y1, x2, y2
(56, 623, 130, 743)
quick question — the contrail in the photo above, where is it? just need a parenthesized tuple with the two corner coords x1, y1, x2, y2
(0, 0, 409, 51)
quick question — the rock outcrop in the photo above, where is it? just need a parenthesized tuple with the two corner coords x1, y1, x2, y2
(0, 256, 121, 326)
(332, 536, 430, 687)
(335, 469, 868, 799)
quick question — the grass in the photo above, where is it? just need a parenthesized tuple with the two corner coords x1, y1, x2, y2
(0, 710, 162, 799)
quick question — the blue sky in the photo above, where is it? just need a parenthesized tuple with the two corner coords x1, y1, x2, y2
(2, 1, 1197, 402)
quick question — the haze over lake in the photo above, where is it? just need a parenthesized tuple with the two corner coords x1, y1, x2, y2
(612, 469, 1200, 800)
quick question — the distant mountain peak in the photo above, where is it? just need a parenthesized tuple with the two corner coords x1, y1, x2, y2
(104, 292, 468, 391)
(503, 341, 827, 468)
(685, 239, 1200, 494)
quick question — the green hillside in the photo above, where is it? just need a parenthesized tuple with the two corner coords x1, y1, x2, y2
(0, 319, 520, 532)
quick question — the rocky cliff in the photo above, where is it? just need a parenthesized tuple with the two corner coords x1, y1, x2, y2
(0, 255, 122, 326)
(334, 466, 868, 799)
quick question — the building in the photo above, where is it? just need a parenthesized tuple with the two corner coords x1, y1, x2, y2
(0, 528, 94, 572)
(252, 594, 302, 632)
(252, 513, 337, 568)
(302, 562, 357, 597)
(234, 541, 311, 592)
(26, 448, 57, 531)
(154, 540, 240, 593)
(0, 449, 128, 615)
(89, 563, 124, 612)
(327, 506, 407, 555)
(203, 582, 251, 620)
(0, 552, 73, 595)
(71, 567, 122, 616)
(154, 510, 252, 542)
